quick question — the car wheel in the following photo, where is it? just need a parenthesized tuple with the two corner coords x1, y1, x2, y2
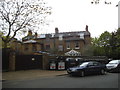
(101, 69, 106, 75)
(81, 71, 85, 77)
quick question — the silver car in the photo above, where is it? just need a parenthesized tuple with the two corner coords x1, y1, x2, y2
(106, 60, 120, 73)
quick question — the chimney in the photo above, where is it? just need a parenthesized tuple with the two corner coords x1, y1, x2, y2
(85, 25, 88, 32)
(35, 32, 38, 38)
(55, 27, 59, 34)
(28, 30, 32, 36)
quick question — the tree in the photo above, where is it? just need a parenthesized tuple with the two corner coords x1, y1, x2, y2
(0, 31, 3, 48)
(109, 28, 120, 59)
(0, 0, 52, 48)
(92, 29, 120, 59)
(92, 31, 112, 57)
(91, 37, 104, 56)
(82, 43, 94, 56)
(99, 31, 112, 57)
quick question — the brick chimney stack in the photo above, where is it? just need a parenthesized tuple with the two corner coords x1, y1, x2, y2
(85, 25, 88, 32)
(35, 32, 38, 38)
(28, 30, 32, 36)
(55, 27, 59, 34)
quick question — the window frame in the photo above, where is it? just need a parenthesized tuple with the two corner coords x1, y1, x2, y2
(75, 42, 80, 49)
(66, 42, 70, 49)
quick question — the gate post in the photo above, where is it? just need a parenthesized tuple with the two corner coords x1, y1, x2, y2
(42, 54, 49, 70)
(9, 52, 16, 71)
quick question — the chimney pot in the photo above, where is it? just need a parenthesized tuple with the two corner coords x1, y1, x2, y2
(55, 27, 59, 34)
(35, 32, 38, 38)
(28, 30, 32, 36)
(86, 25, 88, 32)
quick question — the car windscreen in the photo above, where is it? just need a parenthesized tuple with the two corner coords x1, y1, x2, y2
(79, 62, 89, 67)
(108, 60, 120, 64)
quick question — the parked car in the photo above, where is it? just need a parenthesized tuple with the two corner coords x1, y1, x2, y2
(66, 58, 78, 68)
(67, 61, 106, 76)
(106, 60, 120, 73)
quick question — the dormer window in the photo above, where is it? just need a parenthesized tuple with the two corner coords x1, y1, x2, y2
(59, 35, 63, 40)
(80, 33, 84, 39)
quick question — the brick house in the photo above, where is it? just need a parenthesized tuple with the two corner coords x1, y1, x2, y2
(21, 25, 91, 55)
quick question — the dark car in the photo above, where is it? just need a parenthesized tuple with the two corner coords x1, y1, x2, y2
(67, 61, 106, 76)
(106, 60, 120, 73)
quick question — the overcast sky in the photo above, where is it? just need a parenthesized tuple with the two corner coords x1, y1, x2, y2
(37, 0, 119, 38)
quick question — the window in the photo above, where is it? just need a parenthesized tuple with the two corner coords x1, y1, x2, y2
(32, 44, 37, 51)
(58, 45, 63, 51)
(66, 42, 70, 49)
(24, 44, 29, 51)
(80, 33, 84, 39)
(88, 62, 94, 66)
(93, 62, 100, 66)
(75, 42, 79, 49)
(46, 45, 50, 50)
(46, 38, 50, 42)
(59, 35, 63, 40)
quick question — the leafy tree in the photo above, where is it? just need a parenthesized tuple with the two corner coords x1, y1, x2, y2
(83, 44, 94, 56)
(99, 31, 111, 46)
(92, 31, 112, 57)
(92, 29, 120, 59)
(0, 31, 3, 48)
(0, 0, 52, 48)
(92, 37, 104, 56)
(91, 37, 99, 46)
(110, 28, 120, 59)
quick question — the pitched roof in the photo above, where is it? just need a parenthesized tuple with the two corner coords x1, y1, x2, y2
(22, 30, 90, 41)
(37, 31, 90, 39)
(65, 49, 81, 56)
(23, 40, 37, 44)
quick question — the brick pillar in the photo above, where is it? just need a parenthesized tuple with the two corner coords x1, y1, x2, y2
(9, 52, 16, 71)
(42, 54, 49, 70)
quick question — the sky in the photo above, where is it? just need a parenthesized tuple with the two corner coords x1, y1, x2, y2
(37, 0, 119, 38)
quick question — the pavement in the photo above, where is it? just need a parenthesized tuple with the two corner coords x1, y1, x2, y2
(2, 69, 67, 81)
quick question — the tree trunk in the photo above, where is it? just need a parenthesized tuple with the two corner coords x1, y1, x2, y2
(3, 41, 8, 49)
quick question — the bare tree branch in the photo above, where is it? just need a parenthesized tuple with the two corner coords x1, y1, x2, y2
(8, 17, 33, 42)
(0, 10, 10, 24)
(0, 0, 52, 48)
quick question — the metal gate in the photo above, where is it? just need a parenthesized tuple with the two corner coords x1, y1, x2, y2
(15, 55, 43, 70)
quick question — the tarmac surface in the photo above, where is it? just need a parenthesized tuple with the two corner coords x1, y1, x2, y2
(2, 69, 67, 81)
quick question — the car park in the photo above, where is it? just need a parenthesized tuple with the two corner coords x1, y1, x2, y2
(106, 60, 120, 73)
(67, 61, 106, 76)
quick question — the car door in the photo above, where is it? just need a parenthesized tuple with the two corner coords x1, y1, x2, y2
(93, 62, 101, 73)
(85, 62, 95, 74)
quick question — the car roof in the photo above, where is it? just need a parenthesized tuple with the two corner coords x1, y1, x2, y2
(83, 61, 99, 63)
(109, 60, 120, 63)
